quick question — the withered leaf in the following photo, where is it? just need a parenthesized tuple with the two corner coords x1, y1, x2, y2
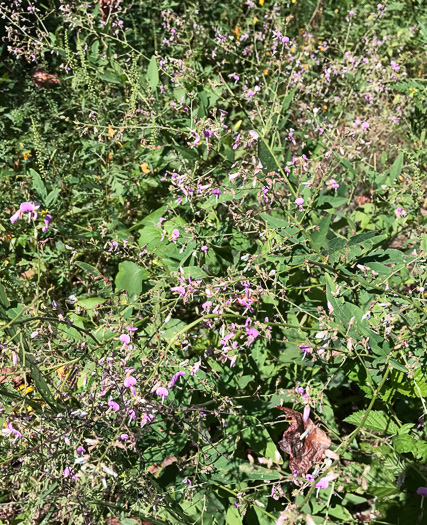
(31, 68, 60, 89)
(276, 406, 331, 475)
(0, 367, 29, 389)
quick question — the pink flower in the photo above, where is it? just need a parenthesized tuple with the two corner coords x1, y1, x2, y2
(303, 405, 311, 422)
(124, 375, 137, 397)
(156, 386, 169, 398)
(294, 197, 304, 211)
(316, 473, 338, 490)
(10, 201, 40, 224)
(171, 228, 180, 241)
(201, 245, 208, 253)
(63, 467, 73, 477)
(191, 359, 201, 376)
(119, 334, 130, 345)
(417, 487, 427, 497)
(20, 201, 40, 220)
(108, 397, 120, 410)
(120, 434, 129, 440)
(171, 286, 186, 296)
(170, 371, 185, 387)
(246, 327, 259, 345)
(6, 423, 22, 438)
(202, 301, 212, 312)
(42, 214, 53, 232)
(126, 326, 138, 331)
(10, 210, 21, 224)
(361, 121, 369, 132)
(326, 179, 339, 190)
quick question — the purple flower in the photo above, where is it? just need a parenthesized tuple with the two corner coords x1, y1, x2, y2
(63, 467, 73, 477)
(316, 473, 338, 490)
(191, 359, 201, 376)
(119, 334, 130, 345)
(170, 371, 185, 387)
(6, 423, 22, 438)
(246, 327, 259, 339)
(295, 197, 304, 211)
(326, 179, 339, 190)
(156, 387, 169, 398)
(124, 375, 137, 396)
(20, 201, 40, 220)
(10, 210, 21, 224)
(417, 487, 427, 497)
(171, 286, 186, 296)
(203, 129, 213, 139)
(108, 397, 120, 410)
(299, 345, 311, 354)
(201, 245, 208, 253)
(126, 326, 138, 332)
(42, 214, 53, 232)
(171, 228, 180, 241)
(124, 376, 137, 388)
(120, 434, 129, 440)
(76, 446, 85, 453)
(10, 201, 40, 224)
(202, 301, 212, 312)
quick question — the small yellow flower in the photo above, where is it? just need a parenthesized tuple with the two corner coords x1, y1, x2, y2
(108, 125, 114, 138)
(263, 69, 268, 75)
(232, 26, 241, 39)
(304, 64, 309, 70)
(290, 47, 296, 53)
(320, 46, 325, 52)
(140, 162, 150, 173)
(334, 9, 338, 13)
(323, 105, 327, 110)
(23, 152, 30, 160)
(292, 0, 296, 3)
(259, 0, 264, 5)
(253, 16, 258, 23)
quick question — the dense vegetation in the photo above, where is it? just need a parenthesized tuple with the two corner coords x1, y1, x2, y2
(0, 0, 426, 523)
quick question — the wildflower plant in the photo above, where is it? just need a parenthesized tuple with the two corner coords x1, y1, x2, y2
(0, 0, 427, 524)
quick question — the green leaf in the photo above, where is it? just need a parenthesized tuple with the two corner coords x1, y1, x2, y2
(241, 416, 281, 462)
(392, 434, 414, 454)
(181, 266, 209, 279)
(161, 318, 186, 341)
(115, 261, 149, 297)
(258, 140, 278, 174)
(344, 410, 399, 434)
(226, 506, 243, 525)
(30, 168, 47, 199)
(281, 88, 296, 112)
(389, 153, 403, 181)
(147, 55, 159, 90)
(77, 296, 106, 312)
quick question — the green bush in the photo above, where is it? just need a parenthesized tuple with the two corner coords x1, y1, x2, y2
(0, 1, 426, 523)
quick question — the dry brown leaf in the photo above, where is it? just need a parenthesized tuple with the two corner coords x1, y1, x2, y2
(31, 68, 60, 89)
(0, 367, 29, 388)
(276, 406, 331, 475)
